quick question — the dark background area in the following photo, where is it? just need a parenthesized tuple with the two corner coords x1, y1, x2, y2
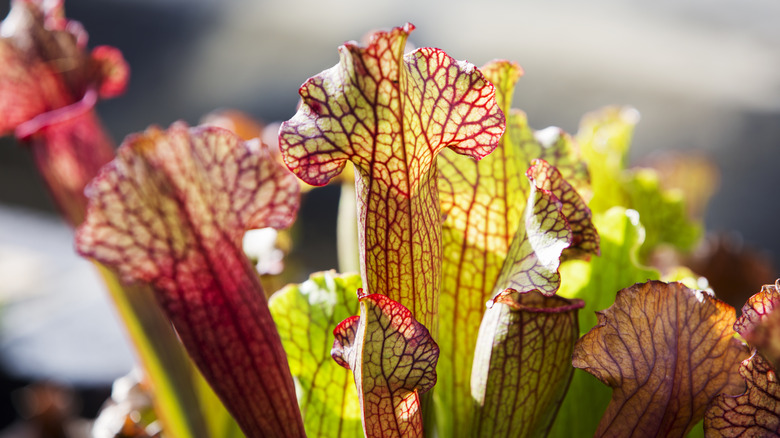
(1, 0, 779, 433)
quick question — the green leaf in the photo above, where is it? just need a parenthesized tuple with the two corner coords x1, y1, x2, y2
(558, 207, 658, 331)
(551, 207, 659, 437)
(623, 168, 703, 257)
(332, 292, 439, 438)
(573, 281, 747, 437)
(96, 264, 216, 438)
(497, 159, 598, 294)
(279, 23, 505, 334)
(193, 370, 244, 438)
(526, 160, 599, 261)
(467, 160, 589, 437)
(576, 106, 638, 215)
(576, 107, 703, 257)
(471, 290, 583, 438)
(268, 271, 363, 438)
(493, 160, 576, 296)
(436, 60, 592, 438)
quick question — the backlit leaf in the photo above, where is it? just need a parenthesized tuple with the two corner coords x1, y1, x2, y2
(734, 280, 780, 368)
(623, 168, 702, 257)
(576, 106, 703, 257)
(76, 123, 304, 437)
(572, 281, 747, 437)
(279, 23, 505, 333)
(332, 292, 439, 438)
(436, 60, 591, 437)
(466, 159, 583, 438)
(493, 160, 574, 296)
(576, 106, 638, 215)
(471, 290, 583, 438)
(704, 352, 780, 437)
(551, 208, 659, 437)
(639, 151, 719, 221)
(268, 271, 363, 438)
(526, 159, 598, 260)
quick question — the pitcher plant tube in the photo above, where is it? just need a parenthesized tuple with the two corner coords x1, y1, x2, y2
(4, 9, 778, 438)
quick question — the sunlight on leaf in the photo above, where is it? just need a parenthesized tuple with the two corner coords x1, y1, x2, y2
(279, 23, 505, 334)
(734, 280, 780, 368)
(269, 271, 363, 438)
(703, 280, 780, 436)
(576, 107, 704, 258)
(0, 4, 225, 438)
(557, 207, 658, 331)
(526, 159, 598, 261)
(493, 160, 574, 296)
(576, 106, 637, 214)
(332, 292, 439, 438)
(623, 168, 702, 257)
(705, 352, 780, 436)
(551, 212, 659, 438)
(572, 281, 747, 437)
(471, 290, 583, 438)
(436, 60, 591, 437)
(76, 122, 304, 437)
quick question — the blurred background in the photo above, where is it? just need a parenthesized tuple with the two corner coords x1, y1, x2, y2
(1, 0, 779, 434)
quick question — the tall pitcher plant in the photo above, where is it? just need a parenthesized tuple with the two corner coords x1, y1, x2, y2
(5, 6, 771, 436)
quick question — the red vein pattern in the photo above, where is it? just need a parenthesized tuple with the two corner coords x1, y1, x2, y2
(470, 290, 584, 438)
(573, 281, 747, 437)
(494, 160, 574, 296)
(75, 123, 304, 438)
(436, 60, 592, 437)
(734, 280, 780, 367)
(526, 158, 599, 260)
(0, 0, 129, 225)
(705, 352, 780, 436)
(268, 271, 363, 438)
(279, 24, 505, 333)
(331, 293, 439, 438)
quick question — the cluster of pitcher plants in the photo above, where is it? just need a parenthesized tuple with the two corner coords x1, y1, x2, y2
(2, 1, 779, 437)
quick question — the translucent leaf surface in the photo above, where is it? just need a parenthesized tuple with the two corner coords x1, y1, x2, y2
(551, 208, 659, 437)
(332, 292, 439, 438)
(572, 281, 747, 438)
(269, 271, 363, 438)
(576, 107, 703, 257)
(95, 264, 216, 438)
(76, 123, 304, 437)
(471, 290, 583, 438)
(623, 168, 702, 257)
(705, 352, 780, 437)
(279, 23, 505, 333)
(526, 159, 598, 260)
(436, 60, 591, 437)
(734, 280, 780, 368)
(639, 151, 719, 221)
(493, 160, 574, 296)
(558, 207, 658, 331)
(576, 106, 638, 214)
(704, 281, 780, 436)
